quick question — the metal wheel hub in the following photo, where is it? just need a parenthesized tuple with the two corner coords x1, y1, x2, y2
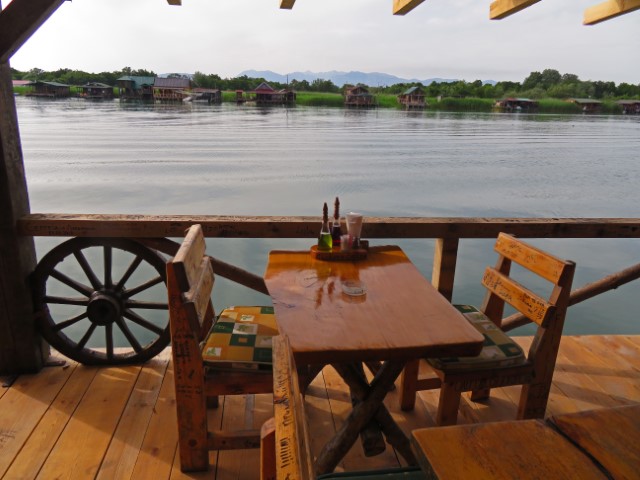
(87, 291, 122, 326)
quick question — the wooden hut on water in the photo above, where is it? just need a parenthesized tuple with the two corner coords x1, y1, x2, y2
(25, 80, 71, 98)
(398, 86, 427, 109)
(617, 100, 640, 114)
(493, 97, 538, 112)
(153, 77, 191, 102)
(344, 84, 376, 108)
(116, 75, 154, 101)
(77, 82, 114, 100)
(189, 88, 222, 104)
(568, 98, 602, 113)
(249, 82, 296, 105)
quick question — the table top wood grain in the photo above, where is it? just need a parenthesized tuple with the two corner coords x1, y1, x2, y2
(264, 245, 483, 365)
(411, 419, 608, 480)
(550, 404, 640, 480)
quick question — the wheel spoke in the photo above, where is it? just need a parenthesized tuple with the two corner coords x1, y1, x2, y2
(74, 249, 102, 290)
(126, 300, 168, 310)
(52, 311, 88, 332)
(115, 317, 144, 353)
(105, 324, 114, 360)
(45, 295, 90, 306)
(123, 309, 165, 336)
(49, 269, 94, 297)
(104, 246, 113, 289)
(124, 275, 164, 298)
(76, 323, 98, 350)
(115, 255, 144, 291)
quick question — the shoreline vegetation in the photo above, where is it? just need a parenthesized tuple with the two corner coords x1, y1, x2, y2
(13, 87, 628, 114)
(12, 66, 638, 115)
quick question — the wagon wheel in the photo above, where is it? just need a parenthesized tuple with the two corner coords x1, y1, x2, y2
(32, 237, 169, 365)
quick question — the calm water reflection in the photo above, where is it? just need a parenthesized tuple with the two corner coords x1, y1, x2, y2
(16, 97, 640, 342)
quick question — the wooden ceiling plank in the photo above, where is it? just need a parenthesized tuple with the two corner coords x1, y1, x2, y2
(393, 0, 426, 15)
(280, 0, 296, 10)
(584, 0, 640, 25)
(166, 0, 182, 5)
(0, 0, 67, 63)
(489, 0, 541, 20)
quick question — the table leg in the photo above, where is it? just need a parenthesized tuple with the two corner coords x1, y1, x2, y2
(351, 363, 386, 457)
(315, 360, 416, 475)
(337, 362, 417, 466)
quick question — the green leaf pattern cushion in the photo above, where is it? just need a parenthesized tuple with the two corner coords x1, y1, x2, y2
(428, 305, 525, 372)
(202, 306, 278, 371)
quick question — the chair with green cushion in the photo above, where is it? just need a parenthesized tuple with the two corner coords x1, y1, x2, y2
(399, 233, 575, 426)
(167, 224, 277, 472)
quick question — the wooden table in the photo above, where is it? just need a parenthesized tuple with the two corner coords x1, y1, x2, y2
(549, 404, 640, 480)
(264, 245, 484, 475)
(411, 419, 609, 479)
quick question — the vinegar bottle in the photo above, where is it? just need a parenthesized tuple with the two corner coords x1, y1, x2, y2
(318, 202, 333, 251)
(331, 197, 342, 248)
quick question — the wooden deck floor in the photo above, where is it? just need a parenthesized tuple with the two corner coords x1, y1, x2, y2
(1, 335, 639, 479)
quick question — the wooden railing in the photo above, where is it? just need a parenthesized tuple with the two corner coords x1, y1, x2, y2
(19, 214, 640, 316)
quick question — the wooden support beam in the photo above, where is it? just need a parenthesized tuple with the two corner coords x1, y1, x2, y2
(584, 0, 640, 25)
(490, 0, 541, 20)
(0, 60, 48, 373)
(166, 0, 182, 5)
(0, 0, 67, 63)
(393, 0, 426, 15)
(280, 0, 296, 10)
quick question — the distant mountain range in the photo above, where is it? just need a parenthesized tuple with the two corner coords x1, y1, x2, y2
(238, 69, 497, 87)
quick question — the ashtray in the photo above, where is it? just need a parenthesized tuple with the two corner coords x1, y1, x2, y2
(341, 280, 366, 297)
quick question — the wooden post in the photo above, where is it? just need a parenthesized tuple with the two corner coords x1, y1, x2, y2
(432, 237, 459, 301)
(0, 58, 48, 373)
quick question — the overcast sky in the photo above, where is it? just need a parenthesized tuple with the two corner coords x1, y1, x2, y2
(7, 0, 640, 84)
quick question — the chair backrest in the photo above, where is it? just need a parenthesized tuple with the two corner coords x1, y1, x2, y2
(481, 233, 575, 368)
(481, 233, 575, 327)
(167, 224, 215, 341)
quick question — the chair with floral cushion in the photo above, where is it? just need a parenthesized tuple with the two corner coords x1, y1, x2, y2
(399, 233, 575, 426)
(167, 224, 278, 472)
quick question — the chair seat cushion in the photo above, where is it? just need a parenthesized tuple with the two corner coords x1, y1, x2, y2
(201, 306, 278, 371)
(428, 304, 526, 372)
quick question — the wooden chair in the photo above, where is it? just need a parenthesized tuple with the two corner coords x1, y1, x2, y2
(399, 232, 575, 426)
(260, 335, 426, 480)
(167, 224, 277, 472)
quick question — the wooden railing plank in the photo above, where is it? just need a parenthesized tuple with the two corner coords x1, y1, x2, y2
(18, 214, 640, 239)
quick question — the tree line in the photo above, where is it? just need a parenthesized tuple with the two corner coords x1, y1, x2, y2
(11, 66, 639, 99)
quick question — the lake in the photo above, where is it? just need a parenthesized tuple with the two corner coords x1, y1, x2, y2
(15, 96, 640, 343)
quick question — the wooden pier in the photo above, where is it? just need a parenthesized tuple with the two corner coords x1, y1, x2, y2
(1, 335, 638, 479)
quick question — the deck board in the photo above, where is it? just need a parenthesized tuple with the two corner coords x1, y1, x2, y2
(0, 335, 639, 479)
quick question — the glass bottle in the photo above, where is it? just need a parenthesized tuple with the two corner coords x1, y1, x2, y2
(331, 197, 342, 248)
(318, 202, 333, 251)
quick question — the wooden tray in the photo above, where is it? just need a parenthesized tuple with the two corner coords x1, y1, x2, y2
(310, 244, 368, 261)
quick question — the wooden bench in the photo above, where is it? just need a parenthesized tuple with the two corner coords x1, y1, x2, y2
(167, 224, 275, 471)
(260, 335, 426, 479)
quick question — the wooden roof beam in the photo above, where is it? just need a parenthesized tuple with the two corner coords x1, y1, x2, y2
(489, 0, 541, 19)
(280, 0, 296, 10)
(584, 0, 640, 24)
(0, 0, 67, 63)
(393, 0, 426, 15)
(166, 0, 182, 5)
